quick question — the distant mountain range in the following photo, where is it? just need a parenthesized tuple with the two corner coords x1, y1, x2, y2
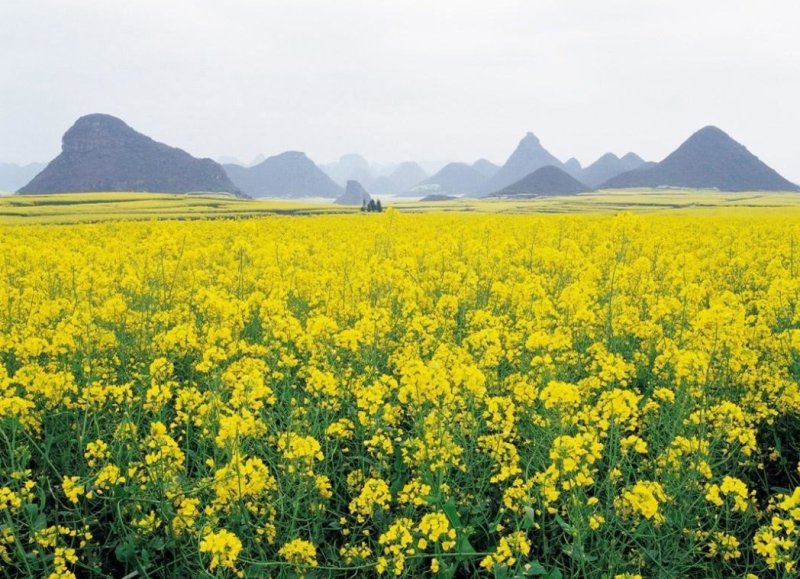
(487, 126, 798, 197)
(10, 114, 799, 197)
(18, 114, 240, 195)
(477, 132, 564, 196)
(580, 153, 652, 188)
(475, 133, 650, 195)
(223, 152, 343, 198)
(320, 157, 430, 195)
(0, 162, 46, 193)
(321, 154, 374, 188)
(410, 161, 496, 197)
(370, 162, 429, 195)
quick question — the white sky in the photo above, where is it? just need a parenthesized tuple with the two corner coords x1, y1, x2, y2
(1, 0, 799, 181)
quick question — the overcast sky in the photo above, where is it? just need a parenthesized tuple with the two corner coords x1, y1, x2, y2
(1, 0, 799, 181)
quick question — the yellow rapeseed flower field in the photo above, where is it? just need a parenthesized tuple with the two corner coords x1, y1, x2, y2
(0, 206, 799, 577)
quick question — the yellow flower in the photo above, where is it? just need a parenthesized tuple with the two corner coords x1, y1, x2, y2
(199, 529, 243, 572)
(83, 439, 109, 468)
(377, 518, 415, 576)
(589, 514, 605, 530)
(615, 481, 669, 525)
(349, 477, 392, 523)
(279, 538, 318, 569)
(61, 476, 84, 505)
(480, 531, 531, 571)
(705, 476, 750, 512)
(418, 512, 457, 551)
(132, 511, 161, 534)
(171, 497, 200, 536)
(277, 432, 324, 474)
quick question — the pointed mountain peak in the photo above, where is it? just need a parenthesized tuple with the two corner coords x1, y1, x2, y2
(665, 126, 752, 162)
(677, 125, 741, 152)
(599, 125, 799, 192)
(517, 132, 544, 150)
(692, 125, 728, 138)
(478, 131, 563, 194)
(522, 131, 540, 144)
(563, 157, 584, 179)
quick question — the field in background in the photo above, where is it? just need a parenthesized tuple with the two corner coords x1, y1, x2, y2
(2, 190, 800, 223)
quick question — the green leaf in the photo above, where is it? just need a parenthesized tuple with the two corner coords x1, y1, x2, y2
(22, 503, 38, 518)
(523, 561, 548, 575)
(150, 536, 166, 551)
(439, 561, 457, 579)
(114, 540, 136, 563)
(554, 515, 572, 533)
(32, 512, 47, 532)
(441, 499, 477, 555)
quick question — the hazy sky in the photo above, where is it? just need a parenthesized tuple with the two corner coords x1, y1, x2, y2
(2, 0, 799, 181)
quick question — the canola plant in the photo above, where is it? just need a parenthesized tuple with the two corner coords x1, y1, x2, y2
(0, 210, 799, 577)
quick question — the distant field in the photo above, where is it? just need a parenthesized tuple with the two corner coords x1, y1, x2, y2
(1, 190, 800, 223)
(0, 192, 345, 224)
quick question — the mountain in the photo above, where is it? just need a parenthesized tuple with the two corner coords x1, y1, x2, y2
(224, 151, 343, 198)
(563, 158, 583, 180)
(581, 152, 649, 188)
(370, 162, 428, 194)
(335, 180, 371, 205)
(477, 132, 564, 196)
(471, 159, 499, 178)
(600, 126, 799, 191)
(249, 154, 267, 167)
(216, 156, 246, 166)
(0, 162, 46, 193)
(18, 114, 241, 195)
(491, 165, 590, 197)
(409, 162, 488, 196)
(321, 154, 374, 188)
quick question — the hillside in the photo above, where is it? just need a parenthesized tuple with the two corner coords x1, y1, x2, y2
(600, 126, 799, 191)
(491, 165, 590, 197)
(224, 151, 343, 198)
(18, 114, 240, 195)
